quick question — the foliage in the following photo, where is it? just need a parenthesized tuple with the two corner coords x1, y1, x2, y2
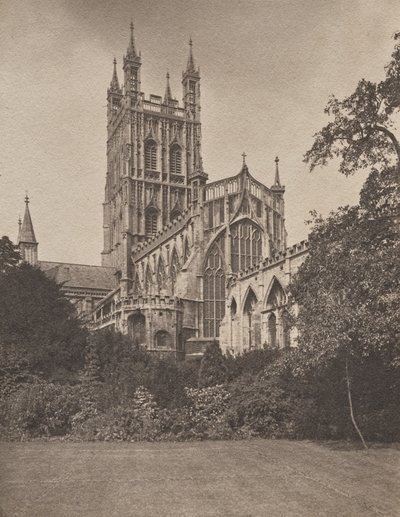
(304, 35, 400, 176)
(0, 236, 20, 273)
(1, 382, 81, 439)
(0, 263, 87, 379)
(198, 342, 228, 387)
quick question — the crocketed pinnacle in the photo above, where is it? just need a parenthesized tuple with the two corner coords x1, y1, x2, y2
(164, 72, 172, 102)
(127, 20, 137, 58)
(186, 37, 196, 73)
(109, 58, 120, 92)
(19, 195, 37, 244)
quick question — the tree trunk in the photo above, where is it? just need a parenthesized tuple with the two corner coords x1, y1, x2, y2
(376, 125, 400, 175)
(345, 357, 368, 450)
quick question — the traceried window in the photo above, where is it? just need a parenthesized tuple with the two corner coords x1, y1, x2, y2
(145, 141, 157, 170)
(145, 208, 158, 238)
(203, 233, 226, 338)
(170, 145, 182, 174)
(231, 220, 262, 273)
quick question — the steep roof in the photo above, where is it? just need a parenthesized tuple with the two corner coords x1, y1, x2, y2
(19, 196, 36, 243)
(38, 261, 117, 291)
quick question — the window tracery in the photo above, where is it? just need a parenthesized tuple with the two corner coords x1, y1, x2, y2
(203, 233, 225, 338)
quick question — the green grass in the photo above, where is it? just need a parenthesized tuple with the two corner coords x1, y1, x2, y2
(0, 440, 399, 516)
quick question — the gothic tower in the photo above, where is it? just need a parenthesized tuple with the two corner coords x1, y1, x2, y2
(18, 195, 38, 266)
(101, 24, 203, 296)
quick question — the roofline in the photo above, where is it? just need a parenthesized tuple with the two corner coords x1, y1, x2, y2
(38, 260, 116, 270)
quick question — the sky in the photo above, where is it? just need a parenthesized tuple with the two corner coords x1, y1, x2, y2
(1, 0, 399, 265)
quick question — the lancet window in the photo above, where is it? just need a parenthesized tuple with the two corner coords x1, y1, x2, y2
(170, 145, 182, 174)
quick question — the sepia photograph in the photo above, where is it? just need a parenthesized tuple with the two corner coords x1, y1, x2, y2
(1, 0, 399, 515)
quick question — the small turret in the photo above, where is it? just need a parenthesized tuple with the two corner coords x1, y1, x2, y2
(18, 195, 38, 265)
(182, 38, 200, 119)
(271, 156, 285, 194)
(109, 58, 121, 93)
(164, 72, 173, 103)
(123, 21, 142, 99)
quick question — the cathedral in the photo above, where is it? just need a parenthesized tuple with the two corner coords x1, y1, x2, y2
(17, 24, 308, 359)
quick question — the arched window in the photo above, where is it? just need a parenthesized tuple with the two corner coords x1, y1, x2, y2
(170, 208, 182, 222)
(230, 297, 237, 318)
(243, 288, 260, 349)
(170, 145, 182, 174)
(145, 208, 158, 238)
(183, 237, 190, 263)
(145, 141, 157, 170)
(128, 312, 146, 346)
(203, 233, 226, 338)
(157, 255, 166, 288)
(231, 220, 262, 273)
(267, 313, 277, 348)
(170, 247, 180, 292)
(154, 330, 172, 348)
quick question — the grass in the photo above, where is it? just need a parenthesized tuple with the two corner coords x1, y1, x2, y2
(0, 439, 399, 516)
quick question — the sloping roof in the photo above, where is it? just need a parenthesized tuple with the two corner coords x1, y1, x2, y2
(38, 261, 117, 291)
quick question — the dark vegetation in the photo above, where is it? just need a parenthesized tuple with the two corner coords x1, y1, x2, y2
(1, 35, 399, 444)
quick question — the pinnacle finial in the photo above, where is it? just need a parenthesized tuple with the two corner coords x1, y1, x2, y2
(242, 152, 247, 165)
(25, 193, 29, 205)
(274, 156, 281, 187)
(127, 20, 137, 58)
(186, 37, 195, 72)
(164, 71, 173, 102)
(110, 57, 120, 92)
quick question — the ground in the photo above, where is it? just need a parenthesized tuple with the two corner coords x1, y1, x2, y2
(0, 440, 399, 517)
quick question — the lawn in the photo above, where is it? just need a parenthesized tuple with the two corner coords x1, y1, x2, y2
(0, 439, 399, 516)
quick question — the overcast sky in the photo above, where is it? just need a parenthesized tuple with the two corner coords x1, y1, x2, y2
(1, 0, 399, 264)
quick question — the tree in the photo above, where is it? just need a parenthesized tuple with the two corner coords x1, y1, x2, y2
(304, 34, 400, 178)
(198, 342, 228, 388)
(0, 236, 20, 273)
(289, 168, 400, 446)
(0, 263, 87, 379)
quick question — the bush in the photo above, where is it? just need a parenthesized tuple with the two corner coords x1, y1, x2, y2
(1, 381, 81, 439)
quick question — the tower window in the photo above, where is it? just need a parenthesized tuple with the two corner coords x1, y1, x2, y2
(145, 141, 157, 170)
(170, 145, 182, 174)
(145, 208, 158, 237)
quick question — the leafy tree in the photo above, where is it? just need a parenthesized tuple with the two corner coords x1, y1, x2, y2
(0, 236, 20, 273)
(290, 168, 400, 447)
(0, 263, 87, 379)
(304, 34, 400, 177)
(198, 342, 228, 388)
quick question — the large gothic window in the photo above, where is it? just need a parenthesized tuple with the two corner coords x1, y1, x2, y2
(170, 145, 182, 174)
(145, 141, 157, 170)
(265, 278, 286, 310)
(203, 234, 226, 338)
(231, 220, 262, 273)
(145, 208, 158, 238)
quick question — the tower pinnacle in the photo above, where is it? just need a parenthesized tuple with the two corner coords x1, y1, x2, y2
(18, 194, 38, 265)
(274, 156, 281, 187)
(109, 58, 121, 92)
(127, 20, 137, 58)
(164, 71, 173, 102)
(186, 37, 196, 73)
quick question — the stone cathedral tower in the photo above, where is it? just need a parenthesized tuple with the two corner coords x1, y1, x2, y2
(101, 24, 203, 297)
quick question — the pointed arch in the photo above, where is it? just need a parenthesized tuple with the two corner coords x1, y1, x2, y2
(145, 206, 158, 238)
(203, 232, 226, 338)
(157, 254, 166, 288)
(144, 139, 157, 170)
(170, 206, 182, 222)
(243, 287, 260, 350)
(170, 144, 182, 174)
(265, 277, 287, 310)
